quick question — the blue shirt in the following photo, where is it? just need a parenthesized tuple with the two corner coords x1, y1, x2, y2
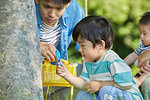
(35, 0, 84, 60)
(80, 50, 143, 100)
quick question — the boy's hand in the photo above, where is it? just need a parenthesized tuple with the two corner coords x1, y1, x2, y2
(56, 62, 68, 77)
(40, 42, 57, 62)
(85, 81, 102, 94)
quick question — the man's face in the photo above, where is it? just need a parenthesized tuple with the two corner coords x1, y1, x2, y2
(38, 0, 69, 27)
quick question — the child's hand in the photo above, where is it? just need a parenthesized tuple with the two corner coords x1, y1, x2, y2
(56, 62, 68, 77)
(85, 81, 102, 94)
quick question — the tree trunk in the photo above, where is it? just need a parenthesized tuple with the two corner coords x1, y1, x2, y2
(0, 0, 43, 100)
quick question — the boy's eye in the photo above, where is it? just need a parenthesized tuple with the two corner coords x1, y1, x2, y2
(57, 7, 63, 10)
(44, 5, 51, 8)
(143, 32, 146, 35)
(81, 45, 85, 47)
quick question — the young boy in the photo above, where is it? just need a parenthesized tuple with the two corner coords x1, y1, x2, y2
(34, 0, 84, 61)
(56, 16, 143, 100)
(124, 11, 150, 87)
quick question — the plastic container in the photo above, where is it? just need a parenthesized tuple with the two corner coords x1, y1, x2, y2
(42, 59, 76, 100)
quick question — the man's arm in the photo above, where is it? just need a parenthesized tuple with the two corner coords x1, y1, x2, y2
(139, 59, 150, 74)
(56, 62, 87, 89)
(138, 50, 150, 67)
(124, 52, 138, 65)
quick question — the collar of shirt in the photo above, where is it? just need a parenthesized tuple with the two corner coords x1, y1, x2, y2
(84, 50, 111, 66)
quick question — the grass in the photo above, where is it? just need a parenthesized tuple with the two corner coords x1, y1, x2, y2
(45, 86, 72, 100)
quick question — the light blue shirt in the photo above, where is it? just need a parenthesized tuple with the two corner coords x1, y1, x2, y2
(80, 50, 143, 100)
(35, 0, 84, 60)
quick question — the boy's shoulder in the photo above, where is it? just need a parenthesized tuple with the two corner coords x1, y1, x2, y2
(103, 50, 122, 62)
(66, 0, 84, 14)
(61, 0, 84, 26)
(70, 0, 81, 8)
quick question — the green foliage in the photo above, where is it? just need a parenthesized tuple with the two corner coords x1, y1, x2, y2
(68, 39, 82, 64)
(68, 0, 150, 63)
(131, 65, 140, 76)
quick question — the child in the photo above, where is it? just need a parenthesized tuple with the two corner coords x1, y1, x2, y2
(56, 16, 143, 100)
(124, 11, 150, 86)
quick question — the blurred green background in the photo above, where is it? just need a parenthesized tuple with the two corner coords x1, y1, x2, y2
(68, 0, 150, 70)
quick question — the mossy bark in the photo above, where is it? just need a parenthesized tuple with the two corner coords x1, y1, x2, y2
(0, 0, 43, 100)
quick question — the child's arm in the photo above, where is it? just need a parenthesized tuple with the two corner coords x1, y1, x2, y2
(56, 62, 87, 89)
(85, 81, 132, 93)
(134, 73, 150, 87)
(124, 52, 138, 65)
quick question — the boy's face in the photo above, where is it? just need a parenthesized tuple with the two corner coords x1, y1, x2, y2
(37, 0, 70, 27)
(139, 24, 150, 46)
(77, 36, 106, 62)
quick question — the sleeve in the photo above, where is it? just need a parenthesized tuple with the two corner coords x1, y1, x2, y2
(67, 1, 85, 50)
(79, 61, 90, 82)
(35, 3, 42, 40)
(135, 39, 143, 56)
(75, 7, 84, 50)
(72, 1, 85, 26)
(37, 24, 41, 40)
(110, 59, 133, 87)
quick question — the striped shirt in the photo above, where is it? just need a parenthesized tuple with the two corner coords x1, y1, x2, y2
(135, 39, 150, 56)
(40, 21, 61, 47)
(80, 50, 143, 100)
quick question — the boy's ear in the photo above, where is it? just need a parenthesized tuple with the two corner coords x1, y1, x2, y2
(99, 40, 105, 49)
(35, 0, 39, 4)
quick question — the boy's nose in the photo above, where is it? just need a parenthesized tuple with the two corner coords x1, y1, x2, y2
(79, 47, 82, 53)
(140, 34, 143, 40)
(48, 9, 56, 17)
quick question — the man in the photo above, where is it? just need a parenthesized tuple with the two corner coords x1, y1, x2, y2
(35, 0, 84, 62)
(34, 0, 84, 99)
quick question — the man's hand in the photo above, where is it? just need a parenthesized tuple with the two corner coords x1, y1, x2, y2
(40, 42, 57, 62)
(85, 81, 101, 94)
(139, 59, 150, 75)
(137, 50, 150, 75)
(138, 50, 150, 67)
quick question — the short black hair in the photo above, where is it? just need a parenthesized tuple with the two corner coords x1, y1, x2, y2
(139, 11, 150, 25)
(73, 16, 114, 49)
(41, 0, 71, 7)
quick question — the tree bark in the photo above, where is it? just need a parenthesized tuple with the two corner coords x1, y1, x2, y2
(0, 0, 43, 100)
